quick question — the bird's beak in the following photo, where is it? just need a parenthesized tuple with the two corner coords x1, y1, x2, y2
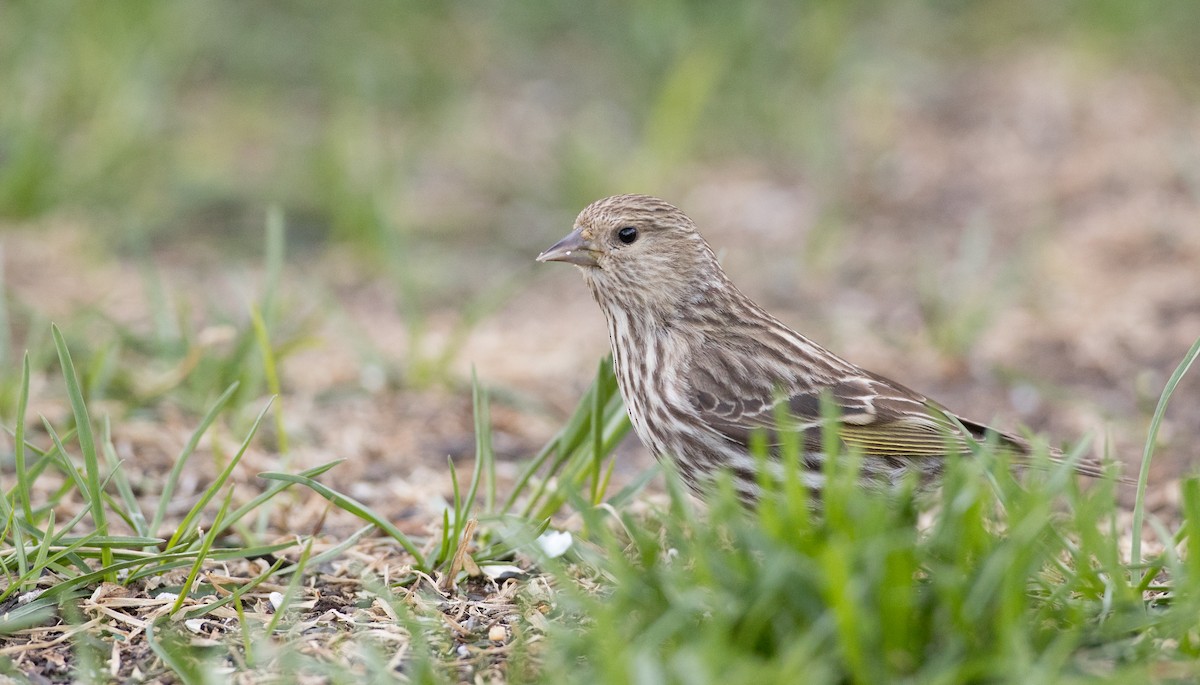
(536, 228, 600, 267)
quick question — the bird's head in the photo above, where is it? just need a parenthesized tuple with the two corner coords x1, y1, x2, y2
(537, 194, 726, 316)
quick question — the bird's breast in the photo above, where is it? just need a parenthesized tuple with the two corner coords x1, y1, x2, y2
(603, 310, 692, 460)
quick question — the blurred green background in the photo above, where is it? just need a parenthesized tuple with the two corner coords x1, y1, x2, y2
(3, 0, 1197, 254)
(2, 0, 1199, 432)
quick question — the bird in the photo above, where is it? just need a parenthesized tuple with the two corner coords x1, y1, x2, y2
(537, 194, 1112, 502)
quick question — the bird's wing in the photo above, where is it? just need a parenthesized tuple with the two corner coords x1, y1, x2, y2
(688, 362, 1022, 461)
(684, 339, 1117, 479)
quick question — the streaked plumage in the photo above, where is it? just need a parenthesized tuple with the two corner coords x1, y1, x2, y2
(538, 194, 1110, 501)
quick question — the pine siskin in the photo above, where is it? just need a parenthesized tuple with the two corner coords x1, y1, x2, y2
(538, 194, 1112, 502)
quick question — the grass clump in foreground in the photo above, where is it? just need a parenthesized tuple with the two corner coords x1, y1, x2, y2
(1, 319, 1199, 682)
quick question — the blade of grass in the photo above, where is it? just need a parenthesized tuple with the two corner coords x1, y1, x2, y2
(234, 593, 255, 667)
(435, 371, 491, 574)
(0, 510, 13, 584)
(32, 511, 56, 581)
(503, 359, 615, 515)
(52, 323, 113, 578)
(1133, 335, 1200, 575)
(146, 618, 215, 683)
(6, 498, 95, 578)
(525, 396, 630, 521)
(0, 244, 9, 367)
(182, 525, 377, 621)
(465, 371, 487, 516)
(170, 488, 235, 616)
(605, 464, 660, 509)
(184, 556, 287, 620)
(139, 258, 178, 346)
(250, 305, 286, 455)
(101, 416, 148, 537)
(7, 427, 74, 491)
(257, 471, 427, 571)
(0, 598, 57, 635)
(14, 352, 31, 521)
(264, 534, 315, 635)
(150, 381, 240, 539)
(41, 417, 93, 510)
(439, 506, 452, 571)
(589, 358, 604, 505)
(501, 440, 555, 516)
(1182, 478, 1200, 586)
(0, 529, 99, 604)
(8, 523, 28, 592)
(471, 369, 495, 512)
(45, 535, 165, 548)
(166, 396, 273, 551)
(261, 205, 285, 320)
(36, 542, 300, 599)
(441, 455, 464, 570)
(291, 523, 375, 571)
(124, 540, 299, 584)
(214, 460, 342, 540)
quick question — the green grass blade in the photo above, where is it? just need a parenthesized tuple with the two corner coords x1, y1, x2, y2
(471, 369, 494, 513)
(265, 534, 315, 635)
(589, 357, 604, 505)
(29, 511, 55, 581)
(0, 598, 58, 635)
(0, 243, 9, 366)
(295, 523, 375, 570)
(170, 488, 234, 616)
(1132, 335, 1200, 573)
(0, 529, 100, 604)
(52, 323, 113, 578)
(8, 523, 28, 592)
(183, 556, 287, 621)
(41, 417, 92, 504)
(214, 460, 342, 539)
(6, 499, 93, 577)
(261, 205, 286, 323)
(501, 439, 556, 516)
(166, 396, 273, 550)
(250, 305, 286, 455)
(124, 540, 299, 584)
(101, 416, 149, 537)
(150, 381, 240, 539)
(464, 371, 487, 515)
(258, 471, 427, 571)
(14, 351, 32, 521)
(146, 618, 216, 684)
(8, 428, 71, 491)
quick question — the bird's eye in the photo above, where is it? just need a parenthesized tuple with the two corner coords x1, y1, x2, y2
(617, 226, 638, 244)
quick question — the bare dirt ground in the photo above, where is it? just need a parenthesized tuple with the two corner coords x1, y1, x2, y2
(3, 52, 1199, 680)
